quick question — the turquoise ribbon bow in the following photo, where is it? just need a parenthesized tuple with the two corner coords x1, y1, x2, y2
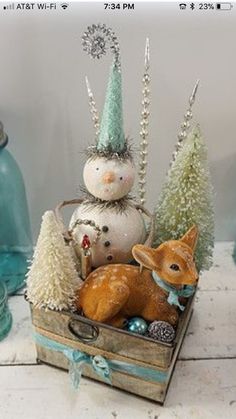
(34, 332, 168, 389)
(34, 332, 111, 389)
(152, 271, 195, 311)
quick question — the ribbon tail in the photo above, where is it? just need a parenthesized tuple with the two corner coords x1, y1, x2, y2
(68, 360, 85, 390)
(178, 303, 185, 312)
(167, 292, 185, 311)
(167, 292, 177, 307)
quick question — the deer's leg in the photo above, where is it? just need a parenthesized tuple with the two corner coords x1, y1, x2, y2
(141, 300, 179, 327)
(161, 306, 179, 326)
(90, 282, 130, 324)
(107, 315, 127, 328)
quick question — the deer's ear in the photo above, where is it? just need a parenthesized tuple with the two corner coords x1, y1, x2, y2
(132, 245, 161, 271)
(180, 225, 198, 251)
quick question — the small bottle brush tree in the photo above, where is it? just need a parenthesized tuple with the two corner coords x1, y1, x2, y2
(27, 211, 81, 311)
(154, 125, 214, 272)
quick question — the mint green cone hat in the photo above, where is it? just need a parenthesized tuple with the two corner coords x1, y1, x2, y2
(82, 24, 129, 158)
(97, 62, 125, 153)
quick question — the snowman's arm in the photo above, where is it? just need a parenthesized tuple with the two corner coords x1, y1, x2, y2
(134, 204, 155, 247)
(54, 198, 84, 241)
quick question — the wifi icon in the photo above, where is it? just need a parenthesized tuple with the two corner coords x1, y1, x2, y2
(61, 3, 69, 9)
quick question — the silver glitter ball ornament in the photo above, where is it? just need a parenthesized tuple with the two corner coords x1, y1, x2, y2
(185, 110, 193, 120)
(143, 74, 150, 83)
(148, 321, 175, 343)
(127, 317, 148, 335)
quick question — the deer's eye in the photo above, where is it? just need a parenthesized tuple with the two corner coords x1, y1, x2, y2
(170, 264, 180, 271)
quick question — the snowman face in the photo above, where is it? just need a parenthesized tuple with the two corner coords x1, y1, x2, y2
(83, 156, 135, 201)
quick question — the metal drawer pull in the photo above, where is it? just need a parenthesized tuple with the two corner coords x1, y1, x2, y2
(68, 319, 99, 343)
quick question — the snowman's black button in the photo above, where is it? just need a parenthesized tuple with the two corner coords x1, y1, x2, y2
(102, 225, 109, 233)
(107, 255, 113, 261)
(104, 241, 111, 247)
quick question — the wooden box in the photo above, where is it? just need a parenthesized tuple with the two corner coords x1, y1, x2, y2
(30, 295, 195, 405)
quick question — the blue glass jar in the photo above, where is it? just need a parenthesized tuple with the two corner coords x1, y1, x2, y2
(0, 122, 33, 294)
(0, 281, 12, 340)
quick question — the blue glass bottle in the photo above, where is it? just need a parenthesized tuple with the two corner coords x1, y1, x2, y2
(0, 122, 33, 294)
(0, 281, 12, 340)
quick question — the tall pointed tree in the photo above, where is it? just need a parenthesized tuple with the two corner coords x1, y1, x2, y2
(27, 211, 81, 311)
(154, 125, 214, 272)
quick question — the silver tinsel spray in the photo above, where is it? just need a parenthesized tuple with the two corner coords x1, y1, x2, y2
(171, 79, 200, 164)
(85, 76, 100, 139)
(138, 38, 150, 206)
(82, 24, 121, 142)
(82, 23, 120, 68)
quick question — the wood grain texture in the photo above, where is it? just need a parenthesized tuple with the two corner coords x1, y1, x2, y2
(3, 286, 234, 367)
(33, 301, 192, 403)
(34, 325, 169, 371)
(31, 293, 194, 370)
(199, 242, 236, 292)
(31, 306, 174, 369)
(1, 361, 236, 419)
(1, 242, 236, 417)
(0, 296, 37, 365)
(36, 346, 168, 403)
(30, 291, 193, 403)
(180, 290, 236, 359)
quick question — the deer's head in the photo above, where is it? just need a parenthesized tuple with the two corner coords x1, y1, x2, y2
(132, 225, 199, 286)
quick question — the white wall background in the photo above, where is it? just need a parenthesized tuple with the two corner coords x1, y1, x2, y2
(0, 2, 235, 241)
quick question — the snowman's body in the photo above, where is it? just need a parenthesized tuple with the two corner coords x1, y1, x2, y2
(70, 203, 146, 267)
(69, 156, 147, 268)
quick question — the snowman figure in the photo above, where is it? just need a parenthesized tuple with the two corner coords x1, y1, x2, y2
(69, 24, 149, 268)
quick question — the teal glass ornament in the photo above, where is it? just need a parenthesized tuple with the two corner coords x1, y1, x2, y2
(0, 122, 32, 294)
(127, 317, 148, 335)
(0, 281, 12, 340)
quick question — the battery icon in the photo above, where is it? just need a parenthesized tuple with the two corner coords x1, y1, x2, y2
(216, 3, 233, 10)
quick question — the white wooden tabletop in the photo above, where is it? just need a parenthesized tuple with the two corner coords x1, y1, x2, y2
(1, 242, 236, 419)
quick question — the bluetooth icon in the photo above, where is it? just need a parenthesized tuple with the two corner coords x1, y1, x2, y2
(190, 2, 195, 9)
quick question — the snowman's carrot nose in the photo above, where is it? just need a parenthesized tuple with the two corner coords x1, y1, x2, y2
(102, 171, 115, 184)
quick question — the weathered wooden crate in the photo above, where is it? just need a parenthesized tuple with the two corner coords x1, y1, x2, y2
(30, 296, 194, 404)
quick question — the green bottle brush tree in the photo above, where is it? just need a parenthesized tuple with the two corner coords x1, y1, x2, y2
(153, 125, 214, 273)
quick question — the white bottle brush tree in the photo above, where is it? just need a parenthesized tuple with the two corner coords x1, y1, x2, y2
(154, 125, 214, 272)
(27, 211, 81, 311)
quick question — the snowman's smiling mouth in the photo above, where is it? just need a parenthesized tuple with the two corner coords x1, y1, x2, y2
(103, 186, 117, 197)
(104, 187, 115, 196)
(102, 184, 114, 192)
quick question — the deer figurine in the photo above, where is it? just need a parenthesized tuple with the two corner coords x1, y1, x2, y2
(76, 225, 199, 328)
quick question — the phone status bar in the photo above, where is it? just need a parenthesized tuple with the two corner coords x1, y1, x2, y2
(0, 2, 234, 12)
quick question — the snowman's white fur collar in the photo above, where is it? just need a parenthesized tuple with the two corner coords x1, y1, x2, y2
(80, 187, 136, 213)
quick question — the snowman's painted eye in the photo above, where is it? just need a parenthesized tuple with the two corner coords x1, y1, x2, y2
(119, 176, 123, 180)
(96, 168, 99, 171)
